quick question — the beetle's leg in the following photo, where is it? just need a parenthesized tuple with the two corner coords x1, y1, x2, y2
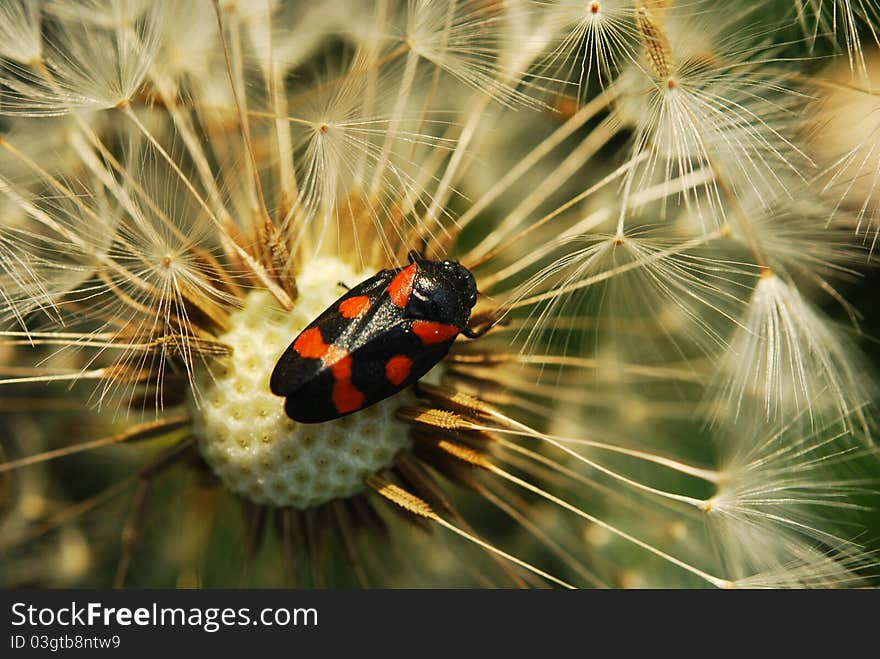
(407, 248, 421, 264)
(337, 281, 351, 291)
(463, 309, 507, 338)
(462, 323, 498, 339)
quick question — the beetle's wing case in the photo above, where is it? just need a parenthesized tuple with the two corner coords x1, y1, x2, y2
(282, 318, 459, 423)
(271, 258, 471, 423)
(268, 267, 399, 397)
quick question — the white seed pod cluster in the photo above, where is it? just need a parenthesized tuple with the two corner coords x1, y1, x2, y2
(193, 262, 414, 509)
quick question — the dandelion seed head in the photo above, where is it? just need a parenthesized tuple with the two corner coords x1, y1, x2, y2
(701, 413, 877, 587)
(536, 0, 639, 94)
(724, 196, 868, 280)
(1, 0, 164, 116)
(611, 7, 809, 226)
(192, 257, 414, 508)
(403, 0, 538, 105)
(1, 0, 877, 589)
(512, 227, 741, 363)
(807, 52, 880, 250)
(0, 0, 43, 65)
(714, 273, 875, 435)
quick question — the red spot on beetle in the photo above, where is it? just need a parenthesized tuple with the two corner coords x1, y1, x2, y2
(333, 380, 364, 413)
(412, 321, 459, 345)
(329, 352, 364, 413)
(333, 380, 364, 414)
(339, 295, 371, 318)
(387, 263, 417, 307)
(293, 327, 329, 359)
(385, 355, 413, 386)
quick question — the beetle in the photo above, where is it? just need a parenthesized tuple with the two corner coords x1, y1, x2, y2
(269, 252, 482, 423)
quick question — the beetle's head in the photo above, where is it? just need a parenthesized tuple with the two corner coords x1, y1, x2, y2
(409, 259, 478, 328)
(442, 260, 478, 308)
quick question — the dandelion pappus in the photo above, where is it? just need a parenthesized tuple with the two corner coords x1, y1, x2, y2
(270, 251, 484, 423)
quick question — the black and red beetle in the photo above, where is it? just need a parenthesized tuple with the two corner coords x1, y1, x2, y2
(270, 252, 482, 423)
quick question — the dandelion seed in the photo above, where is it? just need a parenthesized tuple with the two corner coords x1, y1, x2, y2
(537, 0, 640, 96)
(703, 411, 878, 587)
(713, 272, 875, 436)
(612, 5, 809, 231)
(0, 0, 43, 66)
(503, 227, 744, 363)
(404, 0, 539, 106)
(1, 0, 164, 116)
(808, 52, 880, 255)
